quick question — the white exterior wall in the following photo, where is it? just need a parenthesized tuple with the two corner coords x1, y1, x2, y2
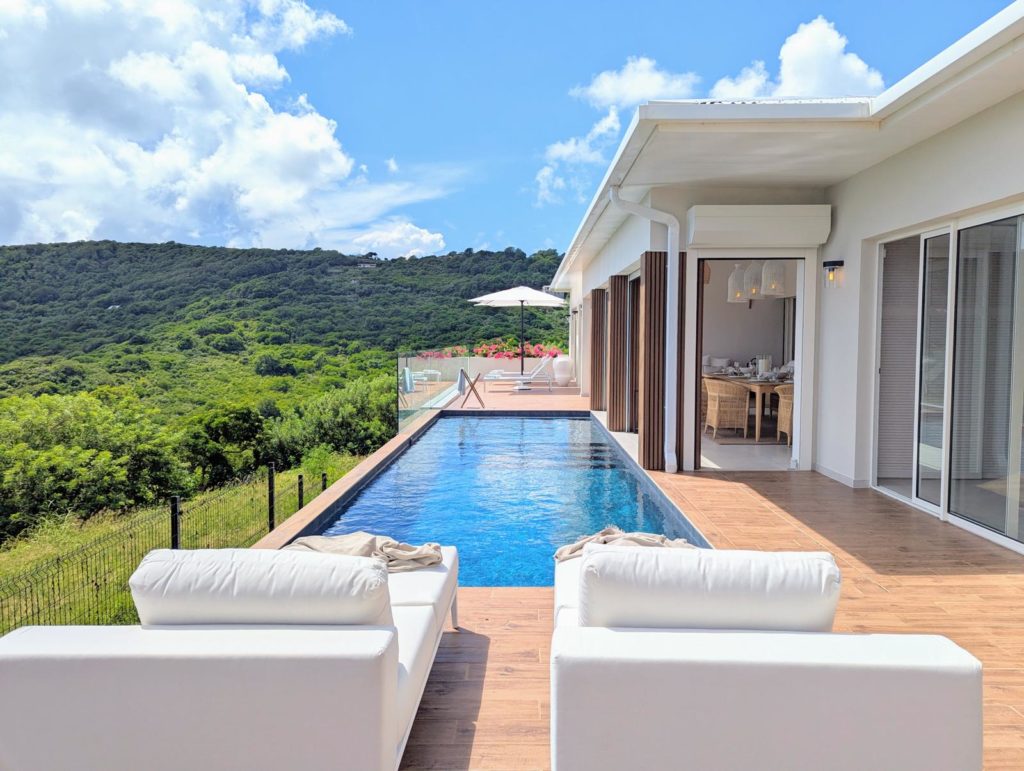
(580, 206, 653, 298)
(820, 91, 1024, 486)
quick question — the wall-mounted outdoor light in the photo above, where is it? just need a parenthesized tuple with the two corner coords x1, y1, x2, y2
(823, 259, 844, 289)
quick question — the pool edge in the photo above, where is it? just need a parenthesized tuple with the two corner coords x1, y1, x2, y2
(252, 409, 710, 553)
(589, 418, 713, 549)
(252, 409, 444, 550)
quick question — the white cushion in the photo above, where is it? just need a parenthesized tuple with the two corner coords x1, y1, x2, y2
(553, 558, 581, 621)
(130, 548, 392, 627)
(388, 546, 458, 627)
(392, 605, 440, 746)
(551, 628, 982, 771)
(0, 624, 399, 771)
(578, 546, 840, 631)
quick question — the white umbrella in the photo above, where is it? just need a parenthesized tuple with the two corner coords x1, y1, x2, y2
(470, 286, 566, 376)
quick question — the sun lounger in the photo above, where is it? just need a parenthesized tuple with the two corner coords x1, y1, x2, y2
(483, 359, 553, 391)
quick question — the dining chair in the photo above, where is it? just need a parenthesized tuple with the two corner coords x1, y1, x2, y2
(704, 378, 749, 439)
(774, 384, 794, 446)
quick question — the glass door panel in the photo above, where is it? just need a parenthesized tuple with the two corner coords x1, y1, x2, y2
(877, 236, 920, 498)
(949, 217, 1021, 538)
(915, 234, 949, 506)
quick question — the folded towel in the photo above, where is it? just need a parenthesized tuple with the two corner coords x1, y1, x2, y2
(286, 531, 442, 572)
(554, 526, 693, 562)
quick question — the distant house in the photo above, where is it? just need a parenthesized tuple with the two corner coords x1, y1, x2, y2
(550, 4, 1024, 554)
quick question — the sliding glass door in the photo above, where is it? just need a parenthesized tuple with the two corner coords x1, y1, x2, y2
(916, 234, 950, 506)
(877, 214, 1024, 546)
(949, 217, 1024, 540)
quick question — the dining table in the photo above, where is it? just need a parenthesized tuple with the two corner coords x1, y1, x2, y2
(705, 373, 791, 442)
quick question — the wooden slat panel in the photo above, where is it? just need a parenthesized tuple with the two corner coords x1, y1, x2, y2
(639, 252, 666, 470)
(588, 288, 607, 411)
(694, 257, 704, 470)
(607, 275, 629, 431)
(628, 278, 641, 433)
(675, 252, 687, 466)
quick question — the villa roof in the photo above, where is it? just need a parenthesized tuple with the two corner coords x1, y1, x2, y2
(552, 1, 1024, 289)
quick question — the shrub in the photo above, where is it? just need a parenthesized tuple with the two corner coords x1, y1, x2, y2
(253, 354, 297, 377)
(208, 334, 245, 353)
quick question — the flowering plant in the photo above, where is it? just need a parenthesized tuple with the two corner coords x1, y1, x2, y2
(472, 338, 563, 359)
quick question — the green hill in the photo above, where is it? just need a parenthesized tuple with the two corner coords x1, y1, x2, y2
(0, 240, 566, 543)
(0, 241, 565, 366)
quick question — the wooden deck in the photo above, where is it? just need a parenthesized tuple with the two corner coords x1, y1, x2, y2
(401, 396, 1024, 770)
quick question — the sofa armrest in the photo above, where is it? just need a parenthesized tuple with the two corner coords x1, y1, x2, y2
(0, 625, 399, 771)
(551, 627, 981, 771)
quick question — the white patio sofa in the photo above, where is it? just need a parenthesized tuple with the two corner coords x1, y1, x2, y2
(0, 545, 459, 771)
(551, 546, 982, 771)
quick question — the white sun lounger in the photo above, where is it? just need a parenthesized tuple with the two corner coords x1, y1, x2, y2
(483, 358, 553, 391)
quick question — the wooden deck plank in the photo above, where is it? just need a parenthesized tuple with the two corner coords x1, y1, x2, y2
(399, 397, 1024, 769)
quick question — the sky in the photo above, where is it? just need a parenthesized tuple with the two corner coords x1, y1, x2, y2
(0, 0, 1012, 258)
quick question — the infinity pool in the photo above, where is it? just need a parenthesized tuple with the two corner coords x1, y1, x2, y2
(318, 416, 707, 585)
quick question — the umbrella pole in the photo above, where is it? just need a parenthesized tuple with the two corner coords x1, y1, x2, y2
(519, 300, 525, 376)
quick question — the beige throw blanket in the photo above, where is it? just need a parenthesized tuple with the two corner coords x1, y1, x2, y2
(286, 531, 442, 573)
(554, 526, 694, 562)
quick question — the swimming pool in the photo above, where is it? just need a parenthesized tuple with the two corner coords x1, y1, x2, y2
(318, 415, 708, 585)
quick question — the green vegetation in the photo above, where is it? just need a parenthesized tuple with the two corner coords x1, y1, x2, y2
(0, 240, 564, 546)
(0, 453, 362, 632)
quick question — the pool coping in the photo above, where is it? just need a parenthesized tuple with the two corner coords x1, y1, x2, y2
(589, 418, 712, 548)
(252, 408, 709, 551)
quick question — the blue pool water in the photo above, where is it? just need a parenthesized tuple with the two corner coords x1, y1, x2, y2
(318, 416, 707, 586)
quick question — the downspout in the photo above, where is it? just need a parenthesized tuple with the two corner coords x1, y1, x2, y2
(608, 187, 679, 473)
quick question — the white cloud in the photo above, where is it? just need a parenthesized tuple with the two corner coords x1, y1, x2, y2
(536, 55, 697, 205)
(711, 16, 884, 99)
(535, 165, 567, 206)
(385, 157, 399, 173)
(535, 107, 619, 205)
(0, 0, 449, 252)
(545, 108, 620, 165)
(570, 56, 699, 109)
(348, 219, 445, 258)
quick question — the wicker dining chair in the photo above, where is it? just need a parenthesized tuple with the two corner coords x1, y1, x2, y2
(775, 384, 794, 446)
(703, 378, 750, 439)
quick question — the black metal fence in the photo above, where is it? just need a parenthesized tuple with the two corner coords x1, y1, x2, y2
(0, 465, 334, 635)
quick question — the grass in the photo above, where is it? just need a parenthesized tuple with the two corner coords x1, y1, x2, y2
(0, 453, 362, 632)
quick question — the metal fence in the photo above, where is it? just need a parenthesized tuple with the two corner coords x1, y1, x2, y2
(0, 464, 334, 635)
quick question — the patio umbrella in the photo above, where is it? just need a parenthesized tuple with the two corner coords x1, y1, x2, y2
(470, 286, 566, 375)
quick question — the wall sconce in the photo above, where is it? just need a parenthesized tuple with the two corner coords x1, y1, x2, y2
(823, 260, 844, 289)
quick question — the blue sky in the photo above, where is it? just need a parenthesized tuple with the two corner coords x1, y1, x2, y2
(0, 1, 1011, 256)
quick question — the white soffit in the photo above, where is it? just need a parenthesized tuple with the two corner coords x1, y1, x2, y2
(686, 205, 832, 248)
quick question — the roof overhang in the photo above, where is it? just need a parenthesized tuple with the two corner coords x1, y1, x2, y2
(552, 1, 1024, 291)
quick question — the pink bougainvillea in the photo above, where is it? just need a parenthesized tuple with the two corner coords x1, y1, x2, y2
(471, 339, 562, 359)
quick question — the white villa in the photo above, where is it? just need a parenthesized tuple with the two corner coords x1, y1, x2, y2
(551, 1, 1024, 555)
